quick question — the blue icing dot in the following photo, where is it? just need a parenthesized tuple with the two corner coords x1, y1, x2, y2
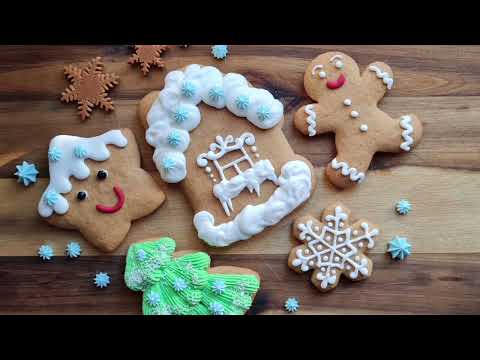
(14, 161, 39, 187)
(181, 81, 197, 98)
(66, 242, 82, 258)
(173, 106, 189, 124)
(395, 199, 412, 215)
(44, 190, 59, 207)
(387, 236, 412, 261)
(147, 291, 161, 306)
(210, 302, 225, 315)
(48, 146, 62, 162)
(284, 297, 299, 313)
(73, 145, 88, 159)
(235, 95, 250, 111)
(94, 272, 110, 288)
(208, 86, 224, 102)
(38, 244, 54, 260)
(211, 45, 229, 60)
(173, 278, 188, 292)
(256, 105, 272, 121)
(161, 157, 176, 173)
(167, 131, 182, 147)
(211, 279, 226, 295)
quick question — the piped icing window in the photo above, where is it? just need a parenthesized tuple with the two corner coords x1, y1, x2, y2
(145, 64, 284, 184)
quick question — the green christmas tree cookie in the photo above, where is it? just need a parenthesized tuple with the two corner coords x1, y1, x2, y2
(124, 237, 261, 315)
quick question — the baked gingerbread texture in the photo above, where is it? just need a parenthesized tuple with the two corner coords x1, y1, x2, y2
(138, 64, 316, 247)
(124, 237, 261, 315)
(294, 52, 424, 189)
(61, 57, 119, 121)
(128, 45, 169, 76)
(37, 128, 165, 252)
(288, 202, 379, 292)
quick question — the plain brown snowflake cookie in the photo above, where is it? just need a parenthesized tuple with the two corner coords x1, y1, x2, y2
(128, 45, 169, 76)
(60, 57, 119, 121)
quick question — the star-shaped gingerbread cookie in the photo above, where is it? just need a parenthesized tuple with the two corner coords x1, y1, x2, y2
(294, 52, 424, 188)
(38, 128, 165, 252)
(61, 57, 119, 121)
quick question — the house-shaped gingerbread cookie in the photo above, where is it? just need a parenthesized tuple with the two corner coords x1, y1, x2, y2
(139, 64, 316, 247)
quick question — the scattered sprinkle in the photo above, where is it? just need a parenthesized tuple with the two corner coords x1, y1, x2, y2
(66, 242, 82, 258)
(211, 279, 227, 294)
(210, 301, 225, 315)
(94, 272, 111, 288)
(14, 161, 39, 186)
(387, 236, 412, 260)
(211, 45, 229, 60)
(173, 278, 188, 292)
(395, 199, 412, 215)
(38, 244, 54, 260)
(284, 297, 300, 313)
(147, 291, 161, 306)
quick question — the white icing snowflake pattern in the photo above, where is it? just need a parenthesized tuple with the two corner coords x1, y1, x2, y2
(290, 205, 379, 291)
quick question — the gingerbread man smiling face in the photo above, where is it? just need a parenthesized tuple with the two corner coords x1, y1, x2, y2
(38, 128, 165, 252)
(294, 52, 424, 189)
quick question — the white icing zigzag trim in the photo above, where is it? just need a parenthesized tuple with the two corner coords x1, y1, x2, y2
(368, 65, 394, 90)
(305, 104, 317, 137)
(331, 158, 365, 183)
(193, 160, 312, 247)
(399, 115, 414, 151)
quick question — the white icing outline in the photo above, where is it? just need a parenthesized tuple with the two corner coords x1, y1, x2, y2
(399, 115, 414, 151)
(193, 160, 312, 247)
(145, 64, 284, 184)
(305, 104, 317, 137)
(368, 65, 394, 90)
(38, 130, 128, 218)
(329, 55, 343, 63)
(291, 206, 378, 289)
(330, 158, 365, 183)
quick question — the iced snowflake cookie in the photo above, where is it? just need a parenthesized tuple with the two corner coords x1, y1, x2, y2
(288, 203, 379, 292)
(138, 64, 316, 247)
(124, 237, 261, 315)
(294, 52, 424, 189)
(38, 129, 165, 252)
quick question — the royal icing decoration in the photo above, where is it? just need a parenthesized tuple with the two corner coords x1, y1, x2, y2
(211, 45, 229, 60)
(368, 65, 394, 90)
(145, 64, 284, 184)
(395, 199, 412, 215)
(38, 130, 128, 218)
(387, 236, 411, 260)
(38, 244, 54, 260)
(399, 115, 414, 151)
(194, 160, 312, 247)
(305, 104, 317, 137)
(289, 204, 379, 292)
(14, 161, 39, 186)
(330, 158, 365, 183)
(284, 297, 299, 313)
(66, 242, 82, 258)
(94, 272, 111, 288)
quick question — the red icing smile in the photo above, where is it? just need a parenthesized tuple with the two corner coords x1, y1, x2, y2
(327, 74, 346, 90)
(96, 185, 125, 214)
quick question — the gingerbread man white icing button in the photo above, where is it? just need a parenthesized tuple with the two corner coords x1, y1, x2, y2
(294, 52, 424, 189)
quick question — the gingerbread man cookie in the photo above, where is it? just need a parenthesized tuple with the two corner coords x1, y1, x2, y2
(294, 52, 424, 188)
(38, 129, 165, 252)
(138, 64, 316, 247)
(288, 203, 379, 292)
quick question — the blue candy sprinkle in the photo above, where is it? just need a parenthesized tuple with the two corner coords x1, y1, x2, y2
(38, 244, 54, 260)
(173, 278, 188, 292)
(387, 236, 412, 261)
(73, 145, 88, 159)
(136, 248, 147, 262)
(256, 105, 272, 122)
(44, 190, 59, 207)
(147, 291, 161, 306)
(210, 302, 225, 315)
(48, 146, 62, 162)
(167, 131, 182, 147)
(211, 45, 229, 60)
(235, 95, 250, 111)
(173, 106, 189, 123)
(211, 279, 226, 295)
(395, 199, 412, 215)
(14, 161, 39, 187)
(284, 297, 300, 313)
(181, 81, 197, 98)
(94, 272, 111, 288)
(66, 242, 82, 258)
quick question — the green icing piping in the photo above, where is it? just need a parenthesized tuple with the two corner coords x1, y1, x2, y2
(124, 237, 260, 315)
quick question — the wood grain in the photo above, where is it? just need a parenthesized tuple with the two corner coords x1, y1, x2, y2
(0, 45, 479, 314)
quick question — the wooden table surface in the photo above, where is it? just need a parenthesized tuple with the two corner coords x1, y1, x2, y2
(1, 45, 479, 315)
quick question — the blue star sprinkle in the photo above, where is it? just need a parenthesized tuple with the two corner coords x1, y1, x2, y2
(173, 278, 188, 292)
(387, 236, 412, 261)
(167, 131, 182, 147)
(161, 157, 176, 173)
(210, 302, 225, 315)
(48, 146, 62, 162)
(211, 279, 226, 295)
(44, 190, 60, 207)
(66, 242, 82, 258)
(14, 161, 39, 186)
(284, 297, 300, 313)
(73, 145, 88, 159)
(38, 244, 54, 260)
(395, 199, 412, 215)
(147, 291, 161, 306)
(211, 45, 229, 60)
(136, 249, 147, 262)
(94, 272, 111, 288)
(235, 95, 250, 111)
(256, 105, 272, 122)
(181, 81, 197, 98)
(208, 86, 224, 102)
(173, 106, 189, 123)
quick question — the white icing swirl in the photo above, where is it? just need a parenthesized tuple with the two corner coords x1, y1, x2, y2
(193, 160, 312, 247)
(146, 64, 284, 183)
(368, 65, 394, 90)
(331, 158, 365, 183)
(399, 115, 414, 151)
(305, 104, 317, 137)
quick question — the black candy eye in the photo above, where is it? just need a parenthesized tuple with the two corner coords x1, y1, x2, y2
(77, 191, 88, 201)
(97, 169, 108, 180)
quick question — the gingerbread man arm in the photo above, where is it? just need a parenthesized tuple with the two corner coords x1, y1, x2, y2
(361, 61, 395, 105)
(294, 103, 340, 137)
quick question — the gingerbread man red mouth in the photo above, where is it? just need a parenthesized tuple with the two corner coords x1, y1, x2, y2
(327, 73, 346, 90)
(96, 185, 125, 214)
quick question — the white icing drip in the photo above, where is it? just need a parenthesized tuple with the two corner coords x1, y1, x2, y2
(331, 158, 365, 183)
(368, 65, 394, 90)
(399, 115, 414, 151)
(193, 160, 312, 247)
(146, 64, 284, 183)
(291, 206, 378, 289)
(38, 130, 128, 218)
(305, 104, 317, 137)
